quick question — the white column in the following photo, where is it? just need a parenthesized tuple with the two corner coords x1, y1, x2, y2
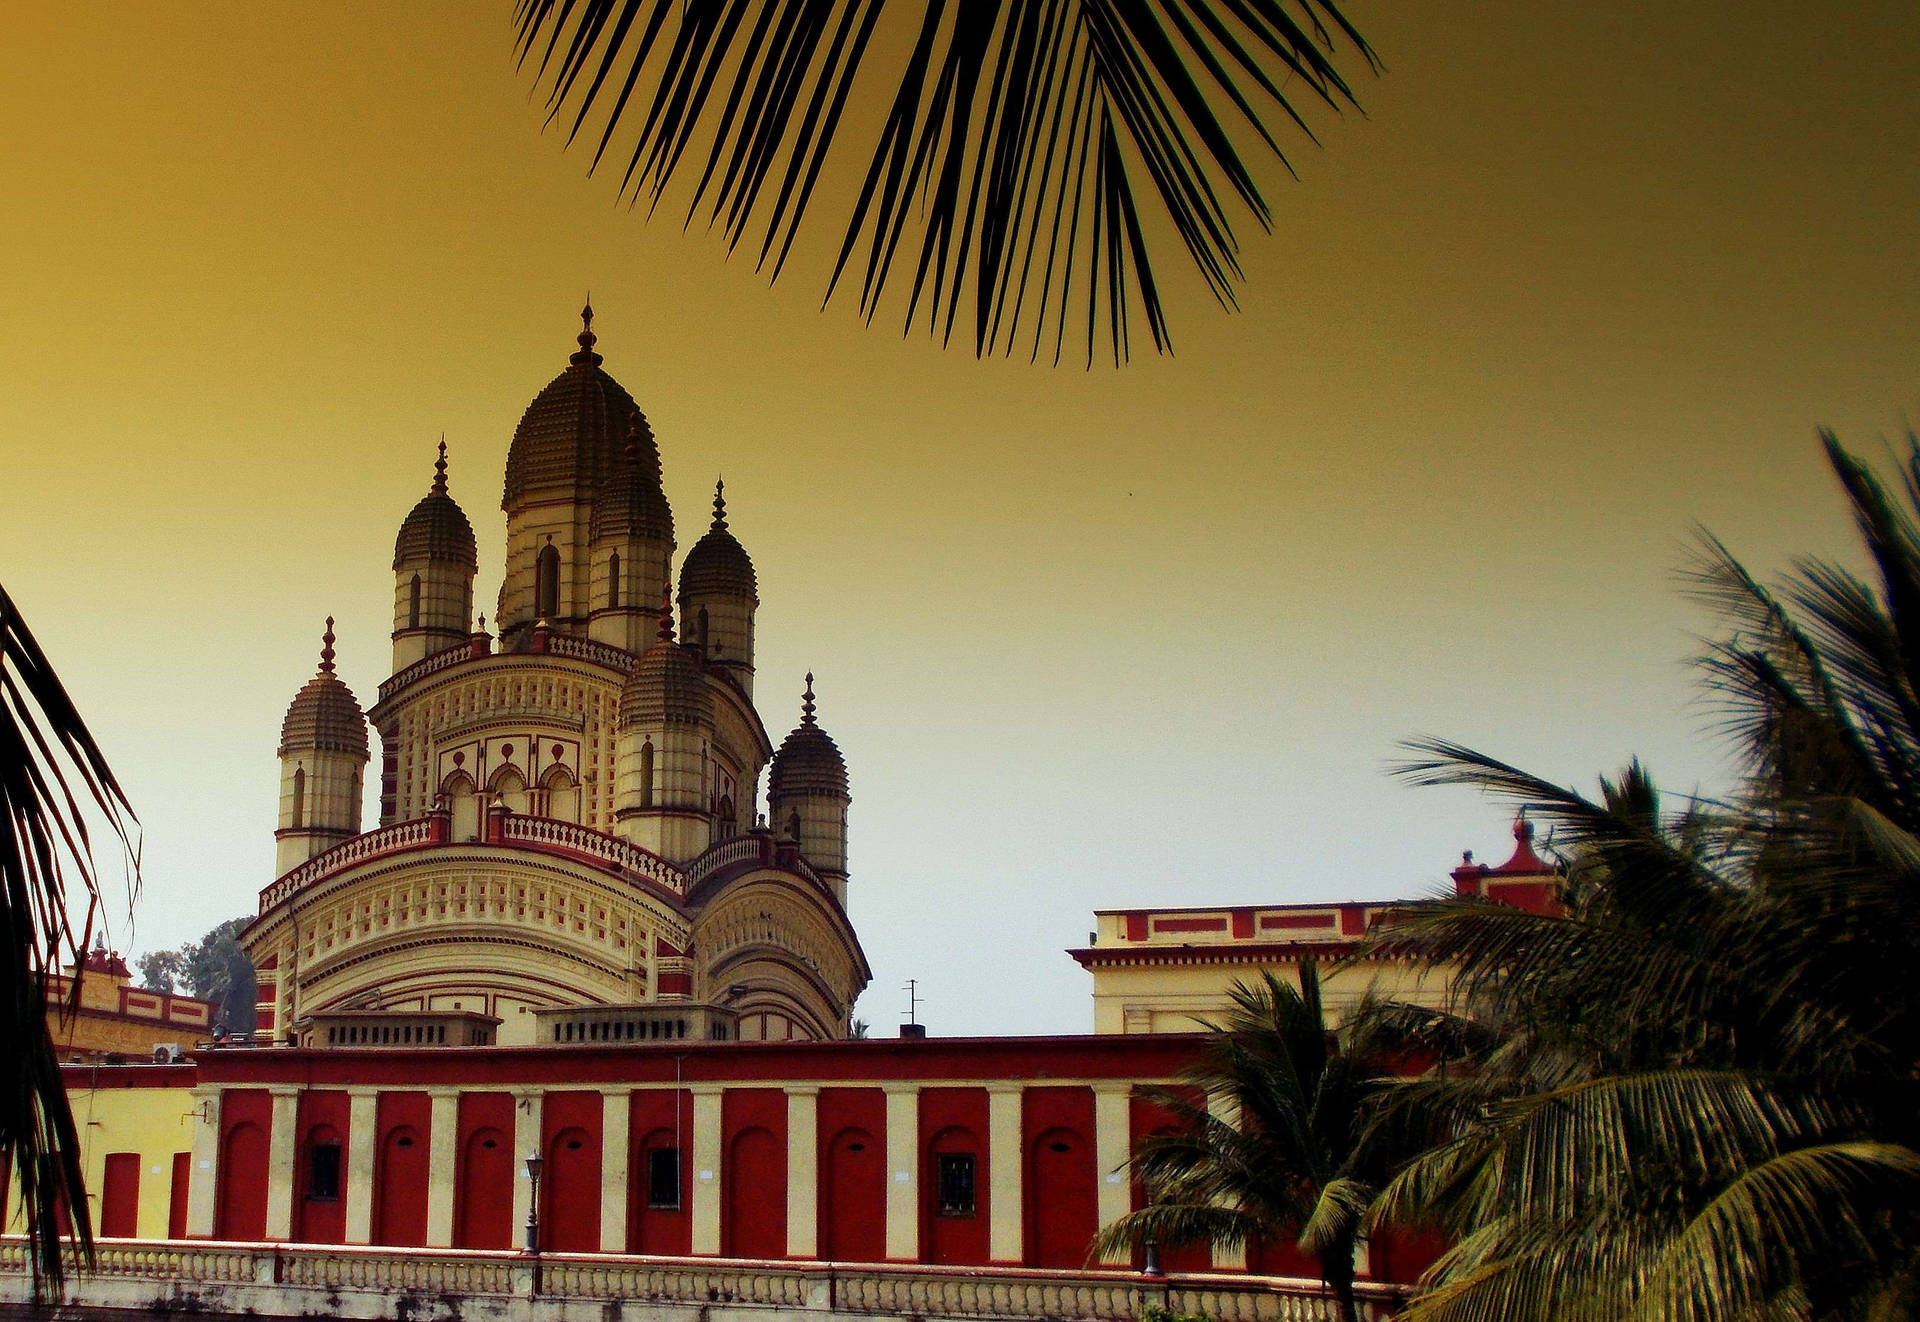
(265, 1087, 301, 1240)
(986, 1083, 1024, 1264)
(689, 1086, 724, 1255)
(785, 1086, 819, 1258)
(512, 1089, 543, 1243)
(1092, 1083, 1133, 1265)
(600, 1087, 632, 1253)
(425, 1088, 459, 1248)
(1208, 1091, 1246, 1270)
(343, 1089, 379, 1244)
(186, 1086, 221, 1238)
(883, 1083, 919, 1262)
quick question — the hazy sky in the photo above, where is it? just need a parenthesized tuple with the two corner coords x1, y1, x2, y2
(3, 3, 1915, 1035)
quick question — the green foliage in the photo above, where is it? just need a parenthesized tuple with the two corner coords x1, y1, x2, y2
(0, 582, 140, 1287)
(1140, 1306, 1211, 1322)
(139, 917, 257, 1036)
(1374, 431, 1920, 1322)
(513, 0, 1377, 364)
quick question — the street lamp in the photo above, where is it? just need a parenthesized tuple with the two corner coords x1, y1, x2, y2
(524, 1152, 544, 1255)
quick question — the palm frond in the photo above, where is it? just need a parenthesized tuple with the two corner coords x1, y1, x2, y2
(513, 0, 1377, 363)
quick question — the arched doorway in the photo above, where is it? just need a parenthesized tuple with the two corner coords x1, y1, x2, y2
(542, 1126, 600, 1253)
(820, 1125, 883, 1261)
(215, 1121, 269, 1240)
(374, 1125, 429, 1246)
(1026, 1125, 1096, 1268)
(455, 1125, 513, 1249)
(724, 1125, 784, 1259)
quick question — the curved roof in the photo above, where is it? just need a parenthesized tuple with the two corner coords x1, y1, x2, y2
(678, 479, 757, 600)
(280, 620, 370, 759)
(502, 304, 655, 512)
(619, 609, 712, 729)
(769, 675, 848, 800)
(591, 411, 675, 545)
(393, 440, 478, 570)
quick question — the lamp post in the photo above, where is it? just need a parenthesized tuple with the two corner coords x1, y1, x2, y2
(524, 1152, 544, 1255)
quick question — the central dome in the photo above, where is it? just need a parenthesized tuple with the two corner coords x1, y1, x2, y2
(502, 305, 646, 511)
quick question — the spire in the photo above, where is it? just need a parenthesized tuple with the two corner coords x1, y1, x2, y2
(626, 410, 643, 462)
(656, 584, 676, 643)
(801, 672, 816, 726)
(711, 477, 728, 531)
(319, 617, 337, 674)
(570, 298, 602, 367)
(432, 436, 449, 494)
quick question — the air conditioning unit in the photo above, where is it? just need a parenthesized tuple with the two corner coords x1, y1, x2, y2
(153, 1043, 185, 1064)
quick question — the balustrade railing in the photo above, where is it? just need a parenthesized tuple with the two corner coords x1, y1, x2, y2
(0, 1239, 1405, 1321)
(378, 634, 638, 704)
(260, 818, 436, 911)
(687, 833, 771, 883)
(502, 815, 688, 897)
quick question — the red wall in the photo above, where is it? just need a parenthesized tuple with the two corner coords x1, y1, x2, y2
(454, 1092, 516, 1249)
(373, 1091, 432, 1246)
(722, 1089, 786, 1259)
(1023, 1087, 1097, 1269)
(919, 1087, 990, 1266)
(215, 1088, 271, 1240)
(817, 1087, 885, 1262)
(168, 1152, 190, 1239)
(1129, 1092, 1210, 1272)
(100, 1153, 140, 1237)
(542, 1090, 604, 1252)
(293, 1090, 350, 1243)
(628, 1089, 691, 1255)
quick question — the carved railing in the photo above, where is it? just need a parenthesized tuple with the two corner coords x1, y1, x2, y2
(547, 633, 639, 671)
(0, 1239, 1407, 1321)
(260, 818, 437, 911)
(376, 643, 474, 703)
(378, 634, 638, 705)
(688, 833, 772, 884)
(501, 815, 688, 897)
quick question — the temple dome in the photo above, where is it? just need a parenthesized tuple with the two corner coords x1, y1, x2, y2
(770, 676, 848, 800)
(502, 304, 648, 511)
(591, 412, 674, 545)
(678, 480, 757, 600)
(393, 441, 477, 569)
(619, 609, 712, 729)
(279, 620, 369, 758)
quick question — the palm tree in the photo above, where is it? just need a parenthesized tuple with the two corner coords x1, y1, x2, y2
(1090, 962, 1472, 1322)
(1368, 431, 1920, 1322)
(511, 0, 1377, 363)
(0, 583, 139, 1286)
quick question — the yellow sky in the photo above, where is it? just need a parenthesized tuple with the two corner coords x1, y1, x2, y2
(2, 2, 1916, 1033)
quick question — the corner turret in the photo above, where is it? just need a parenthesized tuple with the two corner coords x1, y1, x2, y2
(612, 595, 713, 861)
(678, 478, 758, 697)
(276, 619, 370, 874)
(768, 674, 850, 903)
(391, 439, 477, 670)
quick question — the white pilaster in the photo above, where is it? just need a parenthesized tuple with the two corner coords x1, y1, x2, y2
(986, 1083, 1024, 1264)
(425, 1089, 459, 1248)
(343, 1089, 379, 1243)
(186, 1086, 221, 1238)
(512, 1089, 543, 1242)
(265, 1087, 301, 1240)
(784, 1086, 820, 1258)
(1092, 1083, 1133, 1265)
(689, 1086, 724, 1255)
(600, 1087, 632, 1252)
(883, 1084, 919, 1262)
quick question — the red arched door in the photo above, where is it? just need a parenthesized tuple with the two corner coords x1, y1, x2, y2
(724, 1126, 784, 1259)
(1027, 1126, 1097, 1268)
(100, 1153, 140, 1237)
(542, 1126, 600, 1253)
(215, 1122, 269, 1240)
(455, 1126, 513, 1249)
(820, 1126, 884, 1261)
(374, 1125, 429, 1246)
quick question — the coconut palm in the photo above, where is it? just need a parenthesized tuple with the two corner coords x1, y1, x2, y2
(512, 0, 1377, 363)
(0, 583, 139, 1286)
(1090, 962, 1477, 1322)
(1369, 431, 1920, 1322)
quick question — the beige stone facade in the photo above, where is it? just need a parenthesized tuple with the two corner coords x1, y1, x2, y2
(45, 944, 214, 1061)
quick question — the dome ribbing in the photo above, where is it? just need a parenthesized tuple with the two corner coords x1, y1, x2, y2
(279, 620, 370, 758)
(502, 304, 655, 511)
(678, 479, 757, 600)
(592, 411, 675, 545)
(393, 440, 478, 570)
(770, 675, 848, 800)
(619, 603, 711, 729)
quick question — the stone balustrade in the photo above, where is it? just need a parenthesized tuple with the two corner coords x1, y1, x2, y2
(502, 814, 689, 896)
(378, 634, 639, 705)
(0, 1239, 1405, 1321)
(260, 818, 437, 911)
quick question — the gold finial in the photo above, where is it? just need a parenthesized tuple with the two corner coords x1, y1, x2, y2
(570, 297, 602, 366)
(319, 617, 337, 674)
(801, 673, 816, 726)
(657, 583, 675, 643)
(432, 436, 449, 494)
(711, 477, 727, 531)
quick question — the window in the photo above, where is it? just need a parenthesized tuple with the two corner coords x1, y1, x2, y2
(640, 740, 654, 808)
(536, 543, 560, 619)
(936, 1153, 976, 1216)
(647, 1148, 681, 1209)
(307, 1143, 342, 1201)
(291, 766, 306, 829)
(408, 573, 421, 629)
(608, 552, 621, 609)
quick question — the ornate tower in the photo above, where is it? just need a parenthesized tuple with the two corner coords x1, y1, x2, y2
(275, 620, 370, 874)
(390, 439, 477, 670)
(613, 598, 715, 862)
(589, 412, 676, 653)
(677, 479, 758, 697)
(768, 675, 850, 903)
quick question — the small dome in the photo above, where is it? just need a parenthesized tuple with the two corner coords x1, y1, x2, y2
(678, 479, 757, 600)
(770, 675, 848, 800)
(279, 620, 370, 759)
(393, 440, 478, 570)
(591, 411, 675, 545)
(502, 304, 652, 511)
(619, 605, 712, 729)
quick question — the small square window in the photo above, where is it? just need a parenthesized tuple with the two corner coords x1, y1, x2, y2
(936, 1153, 976, 1217)
(647, 1148, 681, 1209)
(307, 1144, 341, 1201)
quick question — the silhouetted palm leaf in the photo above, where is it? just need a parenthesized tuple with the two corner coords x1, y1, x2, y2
(0, 583, 139, 1287)
(514, 0, 1376, 363)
